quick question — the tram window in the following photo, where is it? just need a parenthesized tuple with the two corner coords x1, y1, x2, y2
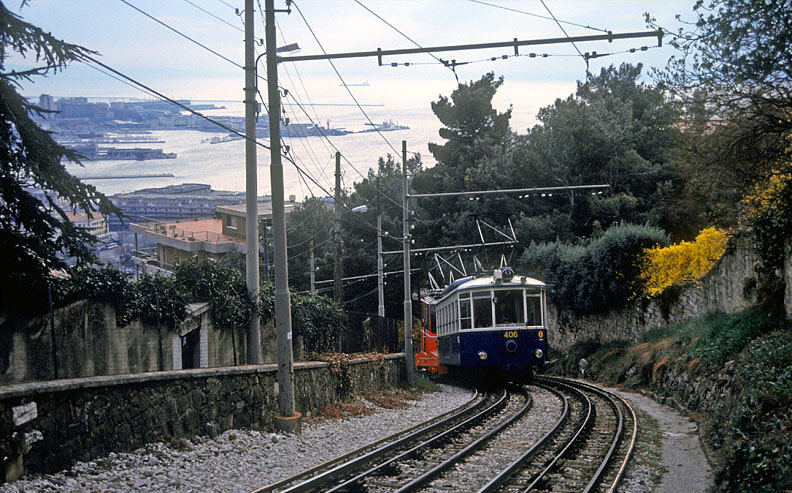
(494, 289, 524, 325)
(460, 297, 472, 330)
(526, 295, 542, 326)
(473, 293, 493, 329)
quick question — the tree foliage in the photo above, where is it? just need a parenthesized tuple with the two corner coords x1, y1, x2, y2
(519, 63, 682, 238)
(0, 3, 117, 312)
(520, 223, 669, 314)
(649, 0, 792, 301)
(648, 0, 792, 178)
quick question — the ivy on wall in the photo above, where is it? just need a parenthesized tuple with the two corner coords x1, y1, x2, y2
(49, 259, 345, 351)
(741, 171, 792, 301)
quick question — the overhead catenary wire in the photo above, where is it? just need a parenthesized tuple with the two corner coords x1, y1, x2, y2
(382, 45, 659, 69)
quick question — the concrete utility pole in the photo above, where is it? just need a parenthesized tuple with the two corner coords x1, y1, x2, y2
(376, 175, 385, 318)
(333, 151, 344, 303)
(264, 0, 300, 432)
(401, 140, 414, 385)
(244, 0, 260, 365)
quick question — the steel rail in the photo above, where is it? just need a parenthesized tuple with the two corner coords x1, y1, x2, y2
(395, 386, 533, 492)
(476, 381, 569, 492)
(523, 378, 594, 492)
(323, 388, 511, 493)
(252, 388, 482, 493)
(537, 377, 637, 493)
(607, 390, 638, 493)
(576, 380, 625, 493)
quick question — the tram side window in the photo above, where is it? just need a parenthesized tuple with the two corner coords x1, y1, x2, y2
(460, 293, 472, 330)
(526, 295, 542, 326)
(494, 289, 525, 325)
(473, 291, 492, 328)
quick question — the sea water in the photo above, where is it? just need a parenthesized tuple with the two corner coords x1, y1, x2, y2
(65, 100, 441, 199)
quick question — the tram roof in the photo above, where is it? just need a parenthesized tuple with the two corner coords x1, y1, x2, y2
(435, 273, 547, 301)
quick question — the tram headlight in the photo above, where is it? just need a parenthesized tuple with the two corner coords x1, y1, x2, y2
(505, 339, 518, 353)
(535, 348, 544, 359)
(478, 351, 488, 360)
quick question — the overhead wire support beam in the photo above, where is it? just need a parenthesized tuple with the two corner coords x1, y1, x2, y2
(314, 268, 421, 285)
(383, 240, 518, 256)
(408, 184, 610, 199)
(278, 30, 662, 64)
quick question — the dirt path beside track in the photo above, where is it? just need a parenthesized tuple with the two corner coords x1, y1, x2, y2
(607, 386, 713, 492)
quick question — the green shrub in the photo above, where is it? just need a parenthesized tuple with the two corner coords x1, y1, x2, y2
(521, 222, 668, 313)
(291, 291, 345, 353)
(710, 330, 792, 492)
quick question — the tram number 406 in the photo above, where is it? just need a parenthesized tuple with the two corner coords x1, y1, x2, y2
(503, 331, 519, 338)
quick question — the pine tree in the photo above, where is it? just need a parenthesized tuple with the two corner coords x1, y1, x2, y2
(0, 2, 117, 313)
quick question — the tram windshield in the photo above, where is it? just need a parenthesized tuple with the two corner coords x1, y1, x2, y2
(494, 289, 524, 325)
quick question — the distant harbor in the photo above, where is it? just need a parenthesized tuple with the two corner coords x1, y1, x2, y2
(78, 173, 176, 180)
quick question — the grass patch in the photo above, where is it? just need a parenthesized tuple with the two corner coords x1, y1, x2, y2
(553, 305, 791, 491)
(619, 408, 666, 490)
(410, 374, 440, 393)
(687, 306, 781, 366)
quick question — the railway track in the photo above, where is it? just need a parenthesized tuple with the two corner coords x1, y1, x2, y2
(481, 377, 638, 493)
(253, 378, 637, 493)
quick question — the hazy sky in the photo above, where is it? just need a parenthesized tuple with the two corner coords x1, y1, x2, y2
(11, 0, 696, 126)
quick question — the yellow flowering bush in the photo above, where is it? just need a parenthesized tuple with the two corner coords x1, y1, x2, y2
(641, 227, 729, 296)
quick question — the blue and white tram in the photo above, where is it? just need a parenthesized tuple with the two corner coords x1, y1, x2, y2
(431, 267, 548, 382)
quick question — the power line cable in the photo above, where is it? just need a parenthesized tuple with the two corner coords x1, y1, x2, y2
(120, 0, 244, 70)
(468, 0, 608, 33)
(182, 0, 244, 33)
(353, 0, 458, 82)
(216, 0, 238, 11)
(284, 9, 411, 212)
(291, 1, 407, 161)
(538, 0, 588, 76)
(79, 54, 342, 206)
(81, 53, 263, 148)
(343, 286, 378, 305)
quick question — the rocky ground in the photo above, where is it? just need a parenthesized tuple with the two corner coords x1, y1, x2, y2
(0, 381, 713, 492)
(0, 385, 473, 493)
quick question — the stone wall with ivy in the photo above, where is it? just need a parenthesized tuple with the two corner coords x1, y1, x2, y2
(547, 240, 761, 351)
(0, 355, 404, 482)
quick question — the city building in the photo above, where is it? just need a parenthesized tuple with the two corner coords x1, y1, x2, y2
(65, 211, 111, 243)
(109, 183, 247, 231)
(129, 200, 298, 277)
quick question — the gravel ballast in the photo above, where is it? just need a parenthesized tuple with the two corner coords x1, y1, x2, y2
(0, 385, 473, 493)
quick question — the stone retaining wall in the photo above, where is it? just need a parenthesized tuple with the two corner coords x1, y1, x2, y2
(547, 241, 760, 352)
(0, 355, 404, 482)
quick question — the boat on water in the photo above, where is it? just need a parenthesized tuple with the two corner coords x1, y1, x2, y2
(359, 120, 410, 133)
(203, 134, 244, 144)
